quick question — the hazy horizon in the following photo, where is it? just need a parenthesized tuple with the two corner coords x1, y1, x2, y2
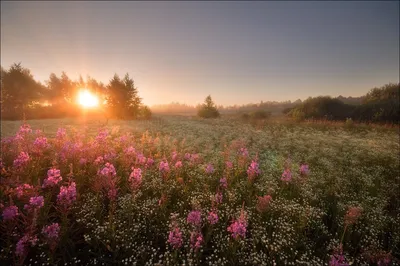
(1, 1, 399, 106)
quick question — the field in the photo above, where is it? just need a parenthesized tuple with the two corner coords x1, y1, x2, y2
(1, 116, 399, 265)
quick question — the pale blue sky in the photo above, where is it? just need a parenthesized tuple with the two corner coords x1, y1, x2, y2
(1, 1, 399, 106)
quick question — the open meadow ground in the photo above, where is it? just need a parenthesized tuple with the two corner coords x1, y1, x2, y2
(0, 116, 399, 265)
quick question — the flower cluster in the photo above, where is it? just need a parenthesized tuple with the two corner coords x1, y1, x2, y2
(57, 182, 77, 209)
(247, 160, 261, 181)
(42, 168, 62, 188)
(256, 195, 272, 213)
(281, 168, 292, 182)
(13, 151, 30, 168)
(187, 210, 202, 227)
(2, 205, 19, 221)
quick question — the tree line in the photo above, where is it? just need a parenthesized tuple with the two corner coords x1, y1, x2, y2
(1, 63, 151, 120)
(284, 83, 399, 123)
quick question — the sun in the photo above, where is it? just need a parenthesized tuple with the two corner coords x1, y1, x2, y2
(77, 89, 99, 108)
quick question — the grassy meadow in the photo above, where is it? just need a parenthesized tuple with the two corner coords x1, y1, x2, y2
(0, 115, 399, 265)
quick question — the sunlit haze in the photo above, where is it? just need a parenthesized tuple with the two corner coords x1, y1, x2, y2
(77, 90, 99, 108)
(1, 1, 399, 106)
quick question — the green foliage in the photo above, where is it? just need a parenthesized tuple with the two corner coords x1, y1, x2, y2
(197, 95, 220, 118)
(138, 105, 152, 120)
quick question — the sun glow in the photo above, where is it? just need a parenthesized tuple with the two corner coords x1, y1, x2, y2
(77, 89, 99, 108)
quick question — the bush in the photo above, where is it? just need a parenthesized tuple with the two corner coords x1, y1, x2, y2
(197, 95, 220, 118)
(138, 105, 152, 120)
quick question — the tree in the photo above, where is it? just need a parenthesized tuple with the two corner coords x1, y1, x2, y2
(197, 95, 220, 118)
(106, 73, 142, 119)
(1, 63, 45, 119)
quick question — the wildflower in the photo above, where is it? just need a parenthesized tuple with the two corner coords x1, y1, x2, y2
(239, 147, 249, 157)
(247, 160, 261, 181)
(187, 210, 202, 227)
(79, 158, 87, 165)
(226, 161, 233, 170)
(125, 146, 136, 155)
(168, 227, 183, 249)
(184, 153, 191, 160)
(190, 231, 203, 250)
(281, 168, 292, 182)
(15, 235, 29, 257)
(27, 196, 44, 209)
(2, 205, 19, 221)
(15, 184, 33, 199)
(18, 124, 32, 135)
(13, 152, 30, 168)
(329, 245, 349, 266)
(344, 206, 362, 225)
(159, 160, 170, 173)
(56, 128, 66, 139)
(94, 156, 104, 166)
(219, 177, 228, 189)
(175, 161, 183, 169)
(227, 219, 247, 240)
(256, 195, 272, 213)
(171, 151, 178, 161)
(136, 153, 147, 165)
(42, 168, 62, 188)
(215, 191, 223, 204)
(33, 136, 49, 151)
(205, 164, 214, 174)
(57, 182, 77, 208)
(146, 157, 154, 167)
(129, 168, 142, 188)
(42, 223, 60, 241)
(207, 211, 219, 225)
(300, 164, 309, 176)
(99, 163, 116, 176)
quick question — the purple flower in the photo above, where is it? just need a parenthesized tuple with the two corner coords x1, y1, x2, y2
(300, 164, 309, 176)
(171, 151, 178, 161)
(125, 146, 136, 155)
(247, 160, 261, 180)
(281, 169, 292, 182)
(56, 128, 66, 139)
(15, 184, 33, 198)
(33, 136, 49, 150)
(42, 223, 60, 240)
(94, 156, 104, 166)
(175, 161, 183, 169)
(13, 152, 30, 168)
(225, 161, 233, 170)
(159, 161, 170, 173)
(227, 219, 247, 240)
(168, 227, 183, 249)
(129, 168, 142, 186)
(207, 211, 219, 225)
(15, 235, 29, 257)
(28, 196, 44, 209)
(146, 157, 154, 168)
(2, 206, 19, 221)
(42, 168, 62, 188)
(219, 177, 228, 189)
(205, 163, 215, 174)
(187, 210, 202, 227)
(190, 231, 203, 250)
(239, 147, 249, 157)
(99, 163, 116, 176)
(184, 153, 191, 161)
(215, 192, 223, 204)
(57, 182, 77, 208)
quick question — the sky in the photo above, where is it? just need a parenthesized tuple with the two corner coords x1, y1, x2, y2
(1, 1, 399, 106)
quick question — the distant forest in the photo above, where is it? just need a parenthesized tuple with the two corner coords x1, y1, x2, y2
(1, 63, 399, 123)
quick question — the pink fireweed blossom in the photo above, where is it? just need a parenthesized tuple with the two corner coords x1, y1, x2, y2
(247, 161, 261, 181)
(94, 156, 104, 166)
(190, 231, 203, 250)
(329, 245, 349, 266)
(226, 161, 233, 170)
(79, 158, 87, 165)
(104, 152, 117, 162)
(13, 152, 30, 168)
(344, 206, 362, 225)
(281, 169, 292, 182)
(215, 192, 223, 204)
(239, 147, 249, 157)
(219, 177, 228, 189)
(18, 124, 32, 135)
(33, 136, 49, 151)
(256, 195, 272, 213)
(42, 168, 62, 188)
(42, 223, 60, 241)
(15, 184, 34, 199)
(25, 196, 44, 210)
(190, 154, 200, 164)
(129, 168, 142, 189)
(300, 164, 310, 176)
(184, 153, 191, 161)
(99, 163, 117, 176)
(2, 205, 19, 221)
(15, 235, 29, 257)
(205, 164, 215, 174)
(159, 160, 170, 173)
(187, 210, 202, 227)
(207, 211, 219, 225)
(146, 157, 154, 168)
(125, 146, 136, 155)
(168, 227, 183, 249)
(227, 219, 247, 240)
(56, 128, 66, 139)
(175, 161, 183, 169)
(171, 151, 178, 162)
(57, 182, 77, 208)
(136, 153, 147, 166)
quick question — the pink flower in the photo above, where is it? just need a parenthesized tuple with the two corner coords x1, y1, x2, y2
(215, 192, 223, 204)
(108, 188, 118, 201)
(239, 147, 249, 157)
(57, 182, 77, 208)
(129, 168, 142, 188)
(56, 128, 66, 139)
(219, 177, 228, 189)
(190, 231, 203, 250)
(42, 223, 60, 240)
(125, 146, 136, 155)
(247, 161, 261, 180)
(79, 158, 87, 165)
(329, 245, 349, 266)
(187, 210, 202, 227)
(136, 153, 147, 165)
(171, 151, 178, 161)
(184, 153, 191, 160)
(15, 235, 29, 257)
(227, 219, 247, 240)
(146, 157, 154, 168)
(15, 184, 33, 199)
(300, 164, 309, 176)
(281, 169, 292, 182)
(13, 152, 30, 168)
(175, 161, 183, 169)
(159, 160, 170, 173)
(226, 161, 233, 170)
(168, 227, 183, 249)
(94, 156, 104, 166)
(205, 164, 214, 174)
(42, 168, 62, 188)
(28, 196, 44, 209)
(256, 195, 272, 213)
(207, 211, 219, 225)
(33, 136, 49, 151)
(99, 163, 116, 176)
(2, 206, 19, 221)
(344, 206, 362, 225)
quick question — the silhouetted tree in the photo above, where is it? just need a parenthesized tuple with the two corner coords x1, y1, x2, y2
(106, 73, 142, 119)
(197, 95, 220, 118)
